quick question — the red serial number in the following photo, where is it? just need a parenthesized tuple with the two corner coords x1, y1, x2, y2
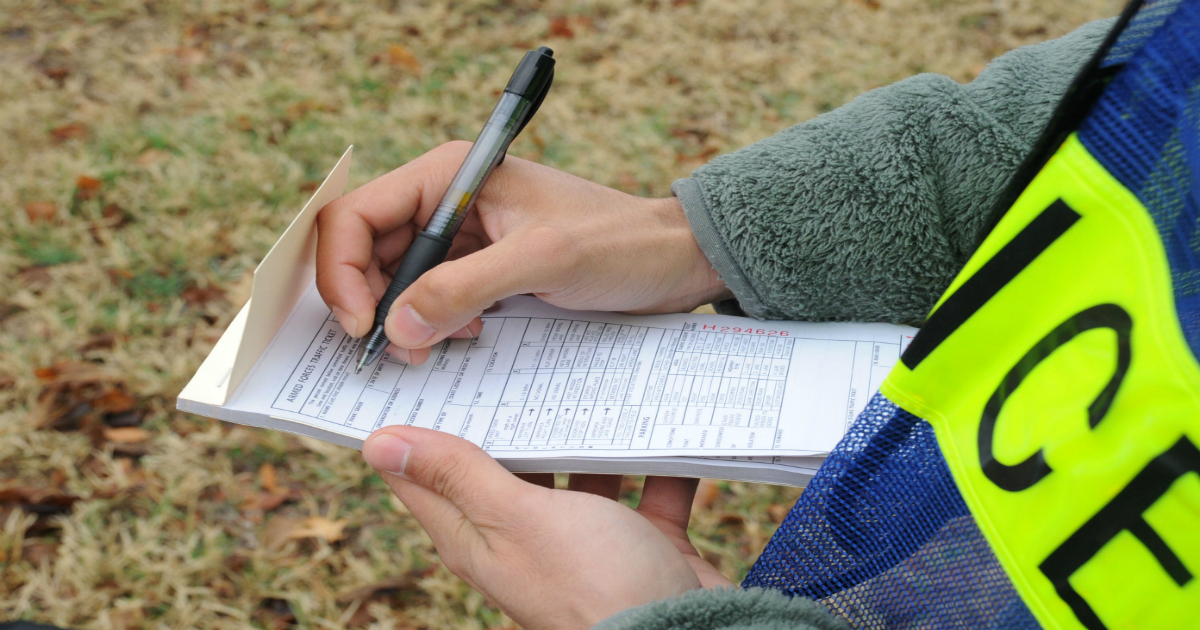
(699, 325, 789, 336)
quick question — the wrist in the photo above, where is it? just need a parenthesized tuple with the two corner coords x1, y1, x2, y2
(650, 196, 733, 311)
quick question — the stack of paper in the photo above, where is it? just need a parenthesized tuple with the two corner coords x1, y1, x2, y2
(177, 148, 916, 487)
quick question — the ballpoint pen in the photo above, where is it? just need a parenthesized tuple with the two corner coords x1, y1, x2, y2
(353, 46, 555, 374)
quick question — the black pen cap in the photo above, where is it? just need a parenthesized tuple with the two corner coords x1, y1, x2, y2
(504, 46, 555, 100)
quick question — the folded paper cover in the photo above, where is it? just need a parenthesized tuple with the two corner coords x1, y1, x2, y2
(179, 146, 353, 407)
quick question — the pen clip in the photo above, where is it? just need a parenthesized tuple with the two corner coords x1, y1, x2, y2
(498, 69, 553, 166)
(514, 67, 553, 140)
(498, 48, 554, 166)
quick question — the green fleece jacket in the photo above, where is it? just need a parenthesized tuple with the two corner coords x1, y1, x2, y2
(595, 18, 1114, 630)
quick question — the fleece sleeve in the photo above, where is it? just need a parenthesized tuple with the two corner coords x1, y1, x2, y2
(591, 587, 850, 630)
(675, 19, 1115, 325)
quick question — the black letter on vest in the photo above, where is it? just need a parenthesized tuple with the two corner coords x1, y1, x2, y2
(978, 304, 1131, 491)
(902, 199, 1081, 369)
(1039, 437, 1199, 630)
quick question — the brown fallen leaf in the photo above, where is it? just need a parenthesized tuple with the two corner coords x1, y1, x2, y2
(0, 484, 80, 517)
(284, 100, 315, 122)
(0, 485, 51, 503)
(30, 388, 87, 431)
(211, 577, 236, 598)
(264, 515, 349, 549)
(112, 442, 152, 458)
(767, 503, 791, 523)
(264, 516, 302, 550)
(181, 284, 226, 307)
(35, 52, 73, 83)
(100, 203, 130, 229)
(717, 513, 745, 527)
(40, 63, 71, 82)
(293, 516, 348, 542)
(223, 552, 248, 573)
(33, 360, 121, 386)
(75, 175, 102, 200)
(242, 490, 291, 513)
(335, 572, 426, 604)
(103, 427, 150, 443)
(95, 388, 137, 413)
(24, 201, 57, 222)
(386, 43, 422, 74)
(259, 462, 278, 493)
(49, 468, 67, 488)
(549, 16, 575, 38)
(104, 409, 145, 428)
(21, 541, 59, 565)
(50, 122, 88, 143)
(79, 333, 118, 352)
(135, 148, 170, 167)
(255, 598, 295, 630)
(17, 266, 52, 293)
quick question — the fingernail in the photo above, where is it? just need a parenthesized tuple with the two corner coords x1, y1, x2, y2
(386, 343, 411, 364)
(363, 434, 412, 476)
(449, 327, 474, 339)
(389, 304, 437, 347)
(332, 306, 358, 336)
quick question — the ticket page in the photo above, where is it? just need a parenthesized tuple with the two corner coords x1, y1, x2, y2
(226, 282, 915, 458)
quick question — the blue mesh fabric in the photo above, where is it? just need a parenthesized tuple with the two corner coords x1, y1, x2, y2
(743, 394, 1040, 629)
(1100, 0, 1183, 68)
(1079, 0, 1200, 360)
(746, 4, 1200, 629)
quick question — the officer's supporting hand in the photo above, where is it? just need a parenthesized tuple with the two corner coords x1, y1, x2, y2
(362, 425, 733, 630)
(315, 141, 731, 365)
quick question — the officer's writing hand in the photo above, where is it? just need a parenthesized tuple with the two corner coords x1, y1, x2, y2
(361, 425, 733, 630)
(316, 142, 730, 365)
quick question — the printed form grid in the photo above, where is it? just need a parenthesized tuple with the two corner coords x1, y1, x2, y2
(267, 309, 898, 454)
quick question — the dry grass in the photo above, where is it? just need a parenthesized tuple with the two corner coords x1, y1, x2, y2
(1, 0, 1119, 628)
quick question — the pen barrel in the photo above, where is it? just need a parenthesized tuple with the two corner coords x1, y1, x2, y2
(373, 231, 454, 325)
(423, 92, 529, 238)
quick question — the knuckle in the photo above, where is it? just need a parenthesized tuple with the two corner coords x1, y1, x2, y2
(316, 199, 345, 228)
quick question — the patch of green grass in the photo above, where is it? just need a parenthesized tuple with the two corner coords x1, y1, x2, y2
(15, 236, 80, 267)
(124, 268, 189, 301)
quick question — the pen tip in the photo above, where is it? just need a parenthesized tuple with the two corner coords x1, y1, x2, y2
(354, 346, 367, 374)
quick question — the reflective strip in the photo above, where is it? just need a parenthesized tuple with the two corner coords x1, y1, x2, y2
(882, 134, 1200, 630)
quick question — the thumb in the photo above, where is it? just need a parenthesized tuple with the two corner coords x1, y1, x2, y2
(384, 231, 563, 349)
(361, 425, 529, 522)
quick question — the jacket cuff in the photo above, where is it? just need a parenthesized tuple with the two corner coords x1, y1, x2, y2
(591, 587, 848, 630)
(672, 178, 767, 318)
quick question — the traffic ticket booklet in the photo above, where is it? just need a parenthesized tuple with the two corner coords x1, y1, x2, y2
(178, 148, 917, 487)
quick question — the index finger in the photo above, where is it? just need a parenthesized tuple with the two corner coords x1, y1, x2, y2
(315, 143, 471, 337)
(637, 476, 699, 534)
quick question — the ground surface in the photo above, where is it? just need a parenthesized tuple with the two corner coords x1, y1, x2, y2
(1, 0, 1119, 628)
